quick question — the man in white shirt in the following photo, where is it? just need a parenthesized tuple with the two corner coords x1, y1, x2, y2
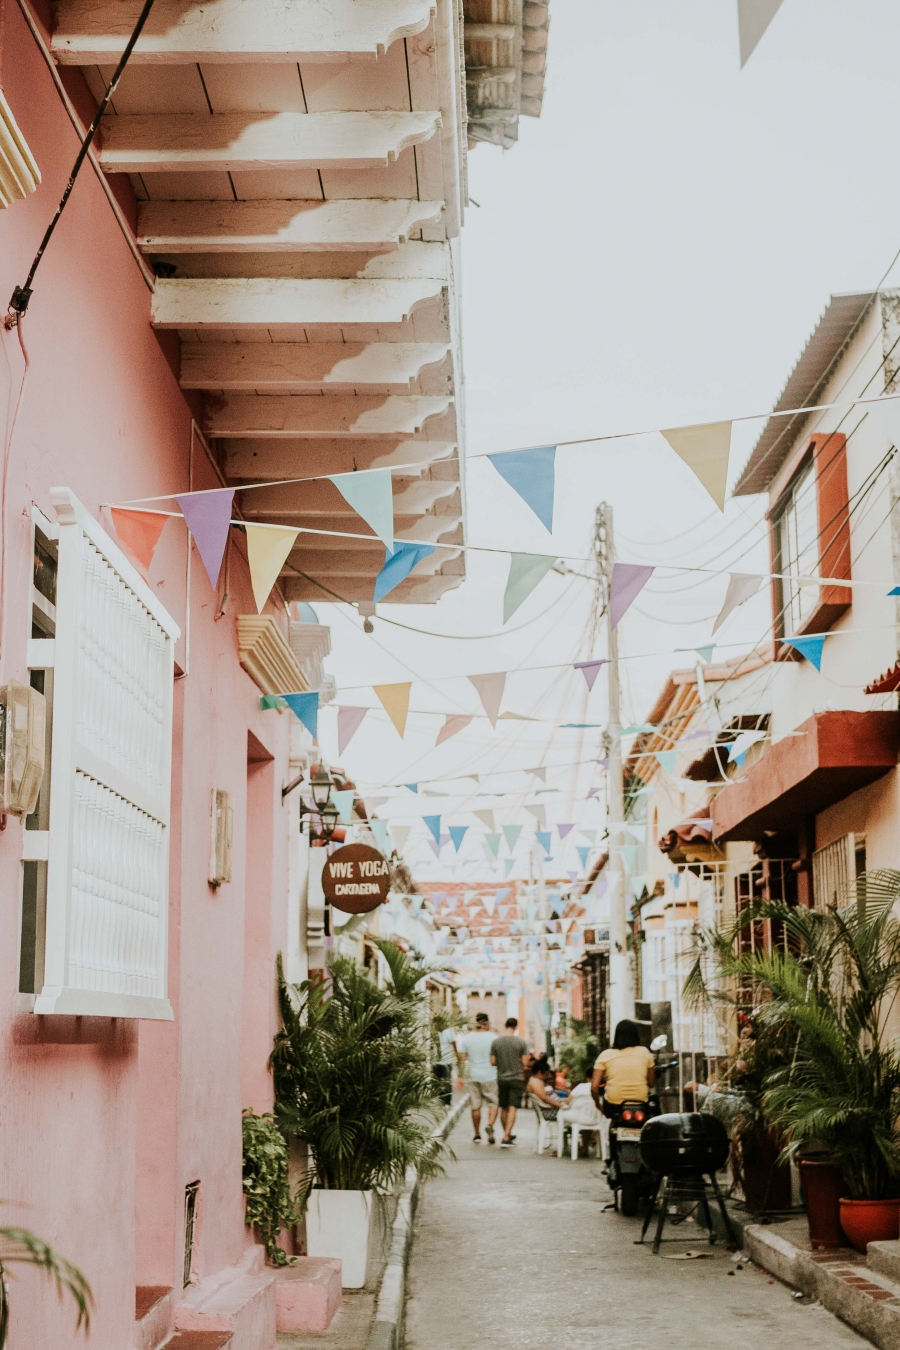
(457, 1013, 499, 1144)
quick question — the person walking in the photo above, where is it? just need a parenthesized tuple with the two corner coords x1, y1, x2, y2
(491, 1017, 530, 1148)
(457, 1012, 499, 1144)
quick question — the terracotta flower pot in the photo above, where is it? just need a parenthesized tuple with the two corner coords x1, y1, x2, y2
(799, 1160, 845, 1250)
(838, 1197, 900, 1253)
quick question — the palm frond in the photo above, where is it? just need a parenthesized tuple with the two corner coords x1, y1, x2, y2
(0, 1227, 92, 1336)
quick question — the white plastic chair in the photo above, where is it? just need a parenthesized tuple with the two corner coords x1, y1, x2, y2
(557, 1113, 605, 1160)
(529, 1095, 557, 1154)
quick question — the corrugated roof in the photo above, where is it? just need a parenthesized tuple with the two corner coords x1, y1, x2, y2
(733, 292, 875, 497)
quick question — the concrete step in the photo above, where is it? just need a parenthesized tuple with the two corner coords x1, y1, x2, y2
(870, 1242, 900, 1285)
(135, 1285, 174, 1350)
(176, 1247, 275, 1350)
(274, 1258, 342, 1333)
(163, 1334, 232, 1350)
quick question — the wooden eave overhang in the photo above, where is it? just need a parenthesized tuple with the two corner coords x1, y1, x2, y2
(463, 0, 549, 149)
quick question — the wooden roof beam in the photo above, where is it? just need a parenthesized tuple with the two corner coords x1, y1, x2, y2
(180, 341, 450, 393)
(151, 276, 445, 330)
(223, 438, 457, 479)
(97, 110, 441, 174)
(138, 199, 445, 254)
(52, 0, 437, 62)
(204, 393, 454, 438)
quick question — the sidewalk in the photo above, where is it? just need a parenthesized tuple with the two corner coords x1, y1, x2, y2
(404, 1112, 866, 1350)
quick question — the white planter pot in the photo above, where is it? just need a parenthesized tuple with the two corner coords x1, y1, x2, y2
(305, 1189, 378, 1289)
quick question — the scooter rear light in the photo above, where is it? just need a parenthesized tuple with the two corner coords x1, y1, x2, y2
(622, 1109, 633, 1121)
(634, 1111, 645, 1123)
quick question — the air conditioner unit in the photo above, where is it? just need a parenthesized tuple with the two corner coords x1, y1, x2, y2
(209, 788, 233, 887)
(0, 679, 46, 817)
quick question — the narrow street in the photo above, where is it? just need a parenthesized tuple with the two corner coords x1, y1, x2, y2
(405, 1114, 865, 1350)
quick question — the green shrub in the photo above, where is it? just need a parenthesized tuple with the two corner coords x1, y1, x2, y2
(241, 1110, 310, 1265)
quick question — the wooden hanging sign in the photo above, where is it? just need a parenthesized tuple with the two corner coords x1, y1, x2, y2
(322, 842, 391, 913)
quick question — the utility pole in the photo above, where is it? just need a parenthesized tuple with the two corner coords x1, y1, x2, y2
(535, 842, 553, 1057)
(595, 504, 633, 1034)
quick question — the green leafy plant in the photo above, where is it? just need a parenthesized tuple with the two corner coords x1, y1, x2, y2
(0, 1220, 92, 1347)
(556, 1019, 600, 1083)
(241, 1111, 311, 1266)
(271, 940, 445, 1192)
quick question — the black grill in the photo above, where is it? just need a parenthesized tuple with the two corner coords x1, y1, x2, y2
(639, 1112, 730, 1176)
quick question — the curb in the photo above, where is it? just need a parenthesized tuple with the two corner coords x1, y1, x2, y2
(366, 1097, 468, 1350)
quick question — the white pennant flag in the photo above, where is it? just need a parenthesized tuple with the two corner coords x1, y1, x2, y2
(713, 573, 763, 634)
(391, 825, 411, 852)
(469, 672, 507, 728)
(660, 421, 733, 511)
(526, 804, 546, 829)
(473, 809, 496, 831)
(738, 0, 785, 67)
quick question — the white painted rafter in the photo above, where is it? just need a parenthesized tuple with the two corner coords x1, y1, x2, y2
(223, 439, 456, 478)
(204, 393, 453, 437)
(97, 110, 441, 174)
(138, 199, 444, 253)
(151, 277, 444, 330)
(180, 342, 449, 392)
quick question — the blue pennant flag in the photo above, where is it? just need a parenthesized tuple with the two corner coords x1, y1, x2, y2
(487, 446, 556, 533)
(270, 691, 319, 738)
(423, 815, 442, 844)
(374, 540, 435, 602)
(781, 634, 826, 671)
(405, 783, 419, 793)
(536, 831, 552, 856)
(449, 825, 468, 852)
(577, 846, 590, 868)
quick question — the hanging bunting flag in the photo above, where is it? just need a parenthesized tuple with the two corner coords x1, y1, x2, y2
(626, 823, 646, 842)
(781, 634, 827, 671)
(329, 469, 394, 549)
(440, 832, 450, 848)
(587, 787, 600, 800)
(655, 750, 678, 775)
(373, 683, 411, 737)
(374, 540, 435, 602)
(404, 783, 418, 793)
(610, 563, 655, 629)
(558, 823, 574, 840)
(536, 831, 552, 856)
(436, 714, 473, 747)
(504, 858, 515, 878)
(503, 553, 557, 622)
(528, 767, 547, 783)
(574, 659, 608, 691)
(337, 706, 368, 755)
(577, 846, 590, 869)
(660, 421, 733, 511)
(392, 824, 411, 852)
(620, 844, 637, 871)
(245, 523, 300, 612)
(485, 833, 502, 859)
(503, 824, 522, 850)
(423, 815, 442, 844)
(176, 488, 235, 589)
(369, 819, 391, 853)
(449, 825, 468, 852)
(280, 691, 319, 738)
(487, 445, 556, 532)
(483, 894, 496, 916)
(738, 0, 784, 66)
(110, 508, 169, 572)
(713, 573, 762, 634)
(526, 804, 547, 829)
(474, 809, 496, 831)
(727, 728, 767, 763)
(428, 839, 441, 858)
(469, 672, 506, 728)
(332, 789, 355, 825)
(580, 829, 597, 844)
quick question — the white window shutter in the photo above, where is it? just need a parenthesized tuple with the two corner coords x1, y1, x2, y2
(34, 489, 179, 1019)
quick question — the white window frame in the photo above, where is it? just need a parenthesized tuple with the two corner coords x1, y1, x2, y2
(32, 488, 179, 1019)
(812, 833, 864, 911)
(777, 458, 819, 635)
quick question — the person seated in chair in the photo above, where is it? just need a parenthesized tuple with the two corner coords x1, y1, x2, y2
(527, 1057, 565, 1117)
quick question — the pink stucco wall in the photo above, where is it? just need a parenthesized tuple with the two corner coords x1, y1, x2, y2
(0, 4, 294, 1343)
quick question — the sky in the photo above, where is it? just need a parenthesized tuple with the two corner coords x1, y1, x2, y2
(315, 0, 900, 885)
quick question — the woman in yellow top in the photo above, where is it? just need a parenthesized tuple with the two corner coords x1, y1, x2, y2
(591, 1019, 655, 1115)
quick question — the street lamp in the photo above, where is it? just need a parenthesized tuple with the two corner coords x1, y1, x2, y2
(283, 763, 339, 842)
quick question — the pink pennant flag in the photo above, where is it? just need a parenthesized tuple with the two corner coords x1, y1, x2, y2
(337, 706, 368, 755)
(110, 508, 170, 573)
(574, 660, 608, 691)
(609, 563, 655, 629)
(469, 672, 506, 728)
(436, 714, 473, 747)
(176, 488, 235, 589)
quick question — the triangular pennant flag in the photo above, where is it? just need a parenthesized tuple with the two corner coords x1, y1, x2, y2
(423, 815, 442, 844)
(436, 714, 473, 747)
(332, 789, 355, 825)
(392, 825, 411, 852)
(574, 659, 607, 691)
(329, 469, 394, 549)
(620, 844, 638, 870)
(373, 540, 435, 602)
(626, 823, 646, 842)
(727, 729, 766, 763)
(337, 706, 368, 755)
(483, 894, 496, 916)
(526, 804, 546, 829)
(781, 634, 827, 671)
(503, 553, 557, 623)
(485, 833, 502, 859)
(577, 846, 590, 868)
(449, 825, 468, 852)
(504, 858, 515, 878)
(536, 831, 552, 856)
(428, 838, 441, 858)
(655, 750, 678, 775)
(369, 818, 391, 853)
(529, 767, 546, 783)
(487, 446, 556, 532)
(405, 783, 418, 793)
(469, 672, 506, 728)
(245, 523, 300, 612)
(713, 573, 762, 634)
(738, 0, 784, 66)
(110, 509, 169, 572)
(587, 787, 600, 800)
(694, 645, 715, 664)
(610, 563, 655, 629)
(176, 488, 235, 589)
(580, 829, 597, 844)
(281, 691, 319, 738)
(474, 809, 495, 831)
(503, 825, 522, 850)
(440, 832, 450, 847)
(259, 694, 286, 710)
(660, 422, 733, 511)
(373, 683, 411, 737)
(557, 823, 574, 840)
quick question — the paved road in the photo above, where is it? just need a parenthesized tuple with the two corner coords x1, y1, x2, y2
(405, 1111, 864, 1350)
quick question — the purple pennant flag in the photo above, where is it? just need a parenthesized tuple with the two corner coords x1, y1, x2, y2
(574, 659, 608, 691)
(337, 706, 368, 755)
(587, 787, 600, 799)
(558, 823, 574, 840)
(176, 488, 235, 589)
(609, 563, 655, 629)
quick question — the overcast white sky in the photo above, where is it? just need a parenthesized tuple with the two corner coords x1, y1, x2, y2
(319, 0, 900, 884)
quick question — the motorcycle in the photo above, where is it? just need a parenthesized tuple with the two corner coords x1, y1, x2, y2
(604, 1035, 679, 1217)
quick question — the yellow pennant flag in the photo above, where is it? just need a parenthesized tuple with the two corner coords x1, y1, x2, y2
(373, 682, 411, 738)
(245, 524, 300, 612)
(660, 421, 733, 511)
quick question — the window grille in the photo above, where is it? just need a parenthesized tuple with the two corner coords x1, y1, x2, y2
(813, 833, 864, 910)
(183, 1181, 200, 1287)
(776, 458, 819, 634)
(32, 490, 178, 1019)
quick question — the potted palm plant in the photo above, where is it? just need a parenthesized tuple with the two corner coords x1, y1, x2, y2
(271, 940, 444, 1288)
